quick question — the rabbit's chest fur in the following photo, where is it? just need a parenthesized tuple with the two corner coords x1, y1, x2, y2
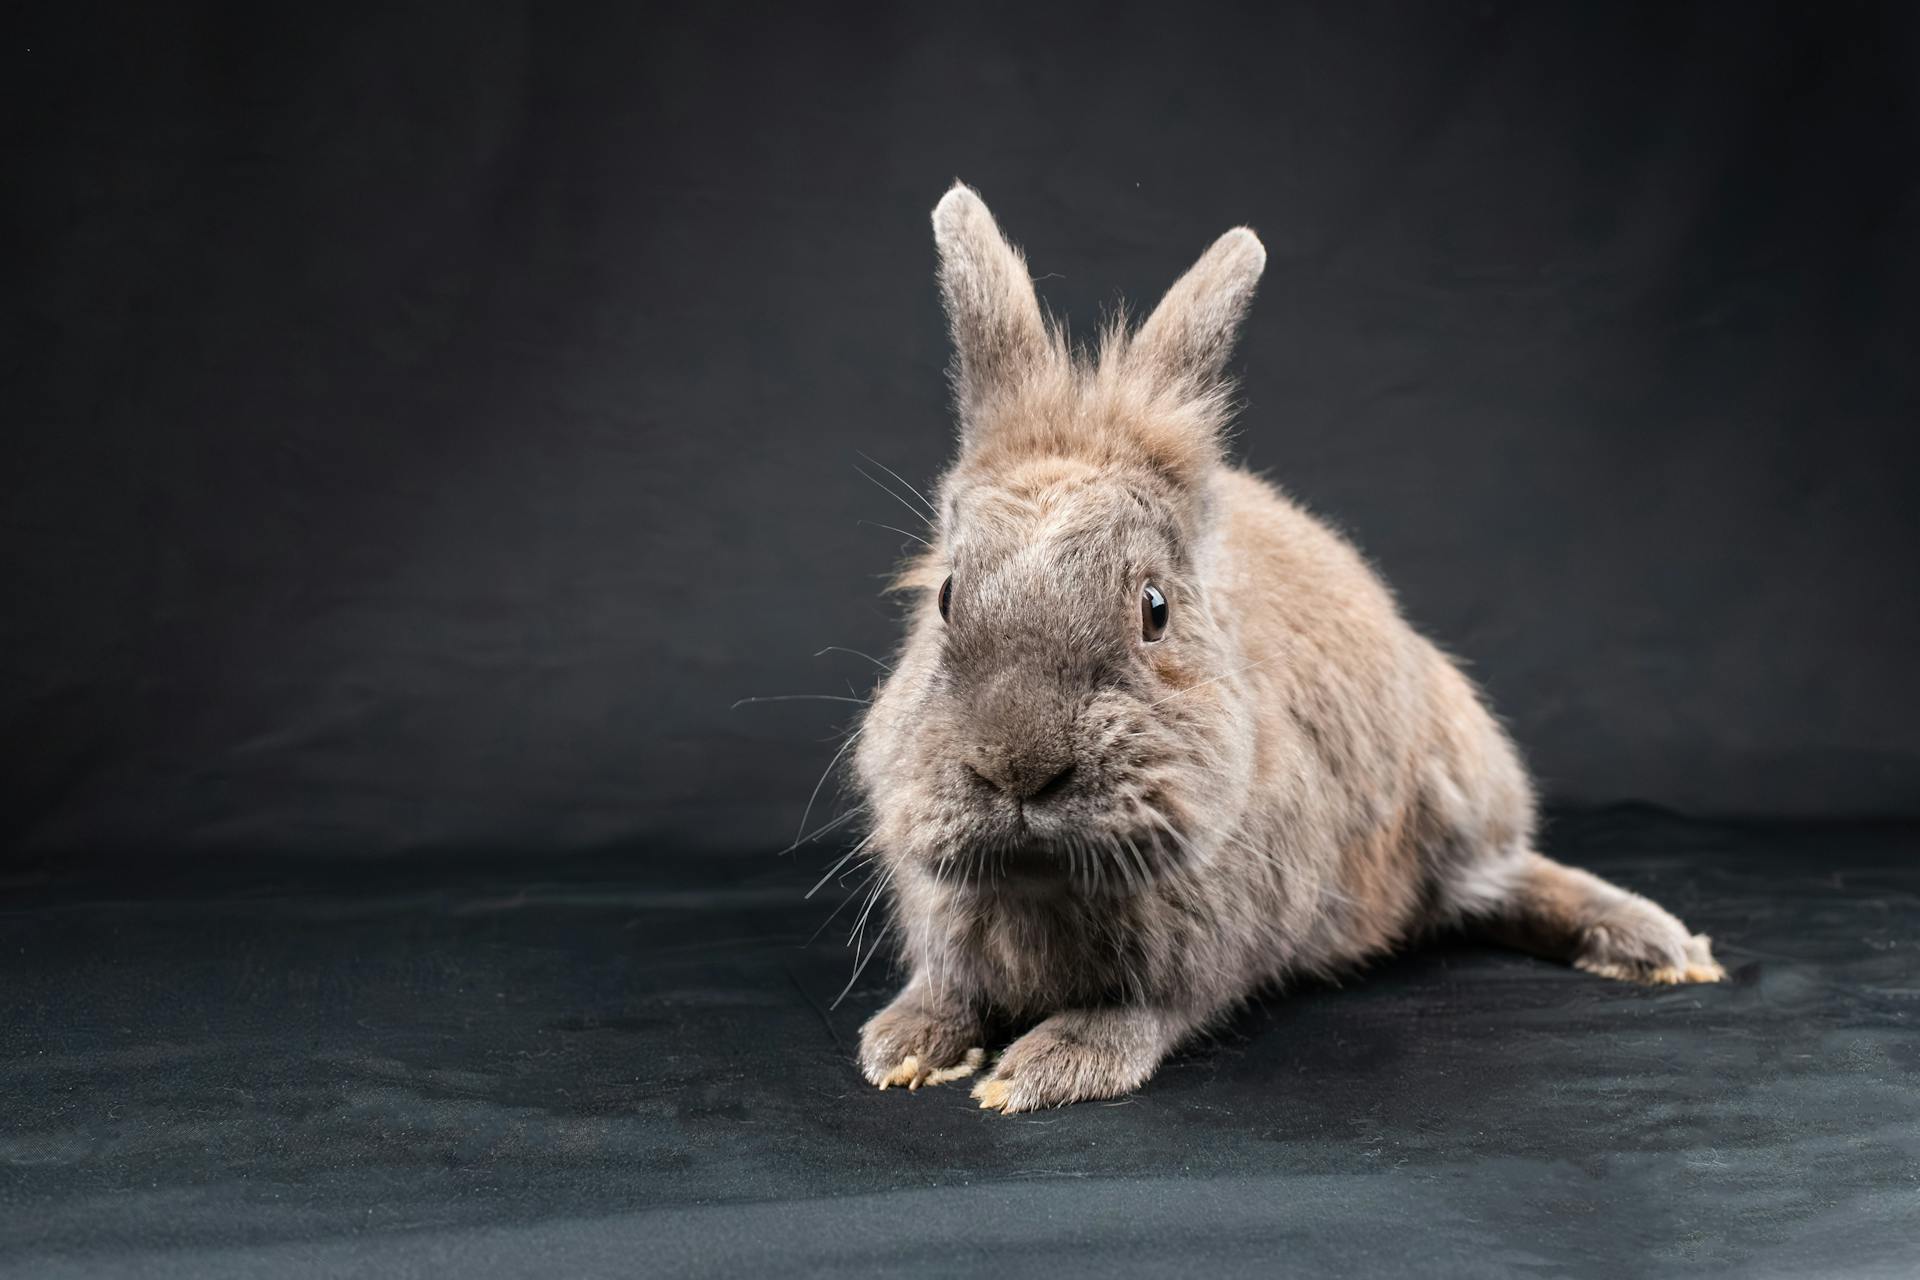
(902, 869, 1288, 1014)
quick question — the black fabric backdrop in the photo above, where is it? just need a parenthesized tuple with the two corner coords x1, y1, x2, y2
(8, 2, 1920, 862)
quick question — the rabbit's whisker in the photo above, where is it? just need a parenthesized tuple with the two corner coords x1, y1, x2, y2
(848, 862, 896, 949)
(1119, 831, 1155, 885)
(856, 450, 938, 520)
(809, 862, 879, 945)
(831, 920, 893, 1009)
(780, 804, 865, 856)
(857, 519, 931, 548)
(814, 645, 894, 672)
(806, 831, 877, 899)
(854, 463, 935, 530)
(791, 725, 866, 847)
(732, 694, 870, 708)
(1147, 655, 1279, 708)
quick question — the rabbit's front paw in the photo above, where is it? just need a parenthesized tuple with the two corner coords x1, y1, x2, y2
(858, 993, 984, 1090)
(971, 1007, 1173, 1113)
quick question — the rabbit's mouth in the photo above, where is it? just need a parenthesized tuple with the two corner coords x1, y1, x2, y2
(939, 830, 1177, 897)
(931, 838, 1074, 893)
(994, 840, 1075, 883)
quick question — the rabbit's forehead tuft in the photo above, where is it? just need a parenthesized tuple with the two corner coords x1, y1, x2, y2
(943, 461, 1185, 576)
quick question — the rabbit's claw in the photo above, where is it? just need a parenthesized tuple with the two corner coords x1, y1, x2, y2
(876, 1047, 986, 1091)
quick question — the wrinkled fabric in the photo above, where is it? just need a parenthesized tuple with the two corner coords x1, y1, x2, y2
(3, 814, 1915, 1277)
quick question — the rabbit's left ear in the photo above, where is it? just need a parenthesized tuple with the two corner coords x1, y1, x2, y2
(932, 183, 1051, 418)
(1131, 227, 1267, 388)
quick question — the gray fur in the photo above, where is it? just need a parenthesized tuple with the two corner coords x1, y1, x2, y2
(852, 182, 1723, 1112)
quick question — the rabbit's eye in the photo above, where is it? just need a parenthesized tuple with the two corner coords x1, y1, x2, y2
(1141, 582, 1169, 642)
(938, 575, 953, 622)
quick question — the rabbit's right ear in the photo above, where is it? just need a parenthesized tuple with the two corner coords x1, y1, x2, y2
(932, 183, 1050, 421)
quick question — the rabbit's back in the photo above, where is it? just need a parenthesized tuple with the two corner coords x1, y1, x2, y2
(1214, 467, 1536, 963)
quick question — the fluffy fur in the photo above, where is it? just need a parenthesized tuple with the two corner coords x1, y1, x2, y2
(851, 182, 1722, 1113)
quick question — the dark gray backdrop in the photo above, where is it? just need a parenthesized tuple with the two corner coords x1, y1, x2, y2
(7, 1, 1918, 860)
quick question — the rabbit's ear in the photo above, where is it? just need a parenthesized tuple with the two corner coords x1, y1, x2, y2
(932, 183, 1050, 415)
(1132, 227, 1266, 387)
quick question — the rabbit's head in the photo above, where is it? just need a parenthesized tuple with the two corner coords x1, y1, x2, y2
(854, 183, 1268, 894)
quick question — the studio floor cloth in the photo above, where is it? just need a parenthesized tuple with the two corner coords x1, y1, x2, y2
(3, 812, 1915, 1278)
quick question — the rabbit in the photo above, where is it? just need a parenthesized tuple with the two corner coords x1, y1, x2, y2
(847, 182, 1724, 1114)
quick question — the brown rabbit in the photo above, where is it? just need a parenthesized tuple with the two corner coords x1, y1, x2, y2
(849, 182, 1723, 1114)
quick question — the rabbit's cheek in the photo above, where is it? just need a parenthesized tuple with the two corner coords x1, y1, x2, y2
(1146, 648, 1203, 693)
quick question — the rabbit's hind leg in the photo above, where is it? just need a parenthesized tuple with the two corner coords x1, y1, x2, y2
(1451, 849, 1724, 985)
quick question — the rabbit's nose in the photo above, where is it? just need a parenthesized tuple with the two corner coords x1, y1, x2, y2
(966, 748, 1076, 802)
